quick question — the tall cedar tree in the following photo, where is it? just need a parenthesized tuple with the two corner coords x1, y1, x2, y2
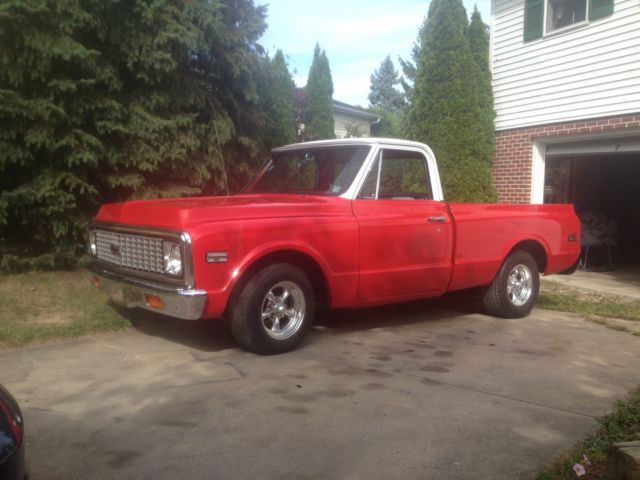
(368, 55, 405, 113)
(304, 43, 335, 140)
(259, 50, 296, 149)
(407, 0, 497, 202)
(0, 0, 267, 268)
(467, 7, 496, 164)
(398, 17, 426, 106)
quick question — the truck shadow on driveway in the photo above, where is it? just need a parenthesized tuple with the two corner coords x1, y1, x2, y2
(111, 303, 237, 351)
(113, 292, 482, 353)
(315, 293, 479, 332)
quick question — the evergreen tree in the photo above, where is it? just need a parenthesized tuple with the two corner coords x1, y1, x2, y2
(398, 16, 427, 106)
(0, 0, 268, 269)
(406, 0, 497, 202)
(467, 7, 496, 165)
(368, 55, 405, 112)
(304, 43, 335, 140)
(259, 50, 296, 149)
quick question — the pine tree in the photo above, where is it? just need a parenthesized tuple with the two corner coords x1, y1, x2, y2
(406, 0, 497, 202)
(467, 7, 496, 166)
(304, 43, 335, 140)
(368, 56, 405, 112)
(398, 16, 427, 106)
(259, 50, 296, 149)
(0, 0, 268, 270)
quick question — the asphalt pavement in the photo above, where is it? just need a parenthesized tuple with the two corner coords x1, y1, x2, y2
(1, 297, 639, 480)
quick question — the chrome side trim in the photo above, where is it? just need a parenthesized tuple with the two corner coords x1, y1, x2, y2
(87, 263, 206, 321)
(206, 251, 228, 263)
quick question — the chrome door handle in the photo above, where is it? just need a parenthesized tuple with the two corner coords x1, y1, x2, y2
(427, 216, 447, 223)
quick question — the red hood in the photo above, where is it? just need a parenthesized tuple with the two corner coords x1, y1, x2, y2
(94, 194, 352, 230)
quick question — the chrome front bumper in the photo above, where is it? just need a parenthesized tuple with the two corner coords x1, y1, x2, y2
(87, 264, 207, 320)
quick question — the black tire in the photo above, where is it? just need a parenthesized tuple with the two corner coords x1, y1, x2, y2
(230, 263, 315, 355)
(482, 250, 540, 318)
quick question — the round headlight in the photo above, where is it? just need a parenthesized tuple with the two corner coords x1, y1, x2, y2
(164, 243, 183, 276)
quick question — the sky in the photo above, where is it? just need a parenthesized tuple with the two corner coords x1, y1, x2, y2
(260, 0, 492, 107)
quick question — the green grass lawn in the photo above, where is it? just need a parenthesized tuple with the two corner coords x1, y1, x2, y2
(539, 284, 640, 322)
(0, 270, 130, 348)
(536, 388, 640, 480)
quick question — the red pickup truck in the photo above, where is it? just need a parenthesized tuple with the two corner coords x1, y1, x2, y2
(88, 139, 580, 354)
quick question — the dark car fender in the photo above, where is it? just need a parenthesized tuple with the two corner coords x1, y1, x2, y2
(0, 384, 27, 480)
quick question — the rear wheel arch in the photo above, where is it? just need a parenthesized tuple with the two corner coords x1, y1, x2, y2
(507, 239, 548, 274)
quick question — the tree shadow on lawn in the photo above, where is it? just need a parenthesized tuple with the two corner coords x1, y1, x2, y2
(111, 291, 482, 353)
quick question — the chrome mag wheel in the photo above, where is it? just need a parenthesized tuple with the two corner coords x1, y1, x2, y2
(507, 264, 533, 307)
(260, 281, 306, 340)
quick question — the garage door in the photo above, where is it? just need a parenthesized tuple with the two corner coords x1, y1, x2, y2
(544, 136, 640, 266)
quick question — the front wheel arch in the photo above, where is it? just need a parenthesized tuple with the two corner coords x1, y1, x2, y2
(230, 263, 316, 354)
(225, 250, 330, 319)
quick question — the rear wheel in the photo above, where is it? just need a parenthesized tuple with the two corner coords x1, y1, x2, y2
(482, 250, 539, 318)
(230, 263, 315, 354)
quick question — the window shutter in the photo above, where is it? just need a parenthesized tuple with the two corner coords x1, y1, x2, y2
(523, 0, 544, 41)
(589, 0, 614, 20)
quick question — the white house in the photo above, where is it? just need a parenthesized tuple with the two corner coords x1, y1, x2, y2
(332, 100, 380, 138)
(491, 0, 640, 264)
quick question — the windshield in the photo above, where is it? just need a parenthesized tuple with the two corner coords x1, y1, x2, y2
(247, 145, 371, 195)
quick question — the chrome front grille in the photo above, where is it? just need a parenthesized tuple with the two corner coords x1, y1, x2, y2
(95, 230, 164, 273)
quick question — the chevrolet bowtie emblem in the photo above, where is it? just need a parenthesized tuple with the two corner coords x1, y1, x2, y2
(110, 243, 121, 256)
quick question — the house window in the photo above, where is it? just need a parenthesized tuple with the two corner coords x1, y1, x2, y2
(523, 0, 614, 41)
(546, 0, 586, 32)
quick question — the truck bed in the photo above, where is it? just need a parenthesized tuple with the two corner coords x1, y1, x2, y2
(446, 203, 581, 292)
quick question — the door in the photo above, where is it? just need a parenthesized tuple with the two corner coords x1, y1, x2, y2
(352, 148, 453, 302)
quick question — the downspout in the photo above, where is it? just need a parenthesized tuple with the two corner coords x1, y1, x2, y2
(370, 116, 381, 136)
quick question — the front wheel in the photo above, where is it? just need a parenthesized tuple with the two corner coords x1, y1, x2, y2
(230, 263, 315, 355)
(482, 250, 540, 318)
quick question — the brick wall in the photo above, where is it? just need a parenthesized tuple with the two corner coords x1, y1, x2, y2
(493, 113, 640, 204)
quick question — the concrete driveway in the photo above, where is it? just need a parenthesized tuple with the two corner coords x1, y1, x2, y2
(1, 298, 638, 480)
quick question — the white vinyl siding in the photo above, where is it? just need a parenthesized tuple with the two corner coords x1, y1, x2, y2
(492, 0, 640, 130)
(333, 113, 372, 139)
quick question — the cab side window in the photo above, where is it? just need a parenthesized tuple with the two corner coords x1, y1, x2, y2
(358, 149, 432, 200)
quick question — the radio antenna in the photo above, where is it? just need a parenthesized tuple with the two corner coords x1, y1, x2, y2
(213, 116, 230, 196)
(203, 89, 230, 197)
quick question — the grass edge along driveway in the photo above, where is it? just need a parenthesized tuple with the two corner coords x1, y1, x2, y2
(0, 270, 130, 348)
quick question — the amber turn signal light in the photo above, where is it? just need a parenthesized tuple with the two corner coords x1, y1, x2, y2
(144, 294, 165, 310)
